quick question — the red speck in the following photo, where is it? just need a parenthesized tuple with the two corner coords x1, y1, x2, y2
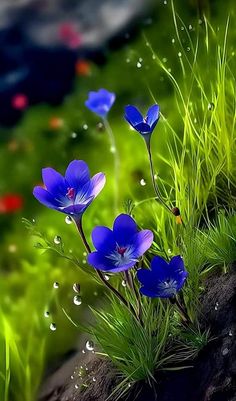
(117, 247, 127, 256)
(75, 60, 91, 76)
(66, 187, 75, 200)
(58, 22, 82, 49)
(11, 94, 28, 110)
(0, 194, 23, 214)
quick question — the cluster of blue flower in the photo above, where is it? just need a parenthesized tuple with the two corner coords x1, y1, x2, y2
(33, 89, 188, 300)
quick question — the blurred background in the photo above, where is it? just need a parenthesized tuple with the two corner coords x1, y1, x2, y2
(0, 0, 234, 400)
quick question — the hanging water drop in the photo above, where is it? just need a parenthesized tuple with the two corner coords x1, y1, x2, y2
(73, 283, 80, 293)
(208, 102, 215, 111)
(140, 178, 146, 186)
(44, 311, 50, 318)
(65, 215, 73, 224)
(178, 52, 182, 57)
(137, 61, 142, 68)
(73, 295, 82, 306)
(53, 282, 59, 289)
(86, 340, 94, 351)
(122, 280, 127, 287)
(50, 323, 57, 331)
(104, 274, 110, 281)
(54, 235, 61, 245)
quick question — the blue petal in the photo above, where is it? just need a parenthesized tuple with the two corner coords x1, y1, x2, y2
(146, 104, 160, 128)
(150, 255, 170, 281)
(136, 268, 153, 286)
(113, 214, 137, 245)
(88, 251, 134, 273)
(42, 168, 66, 197)
(131, 230, 153, 258)
(124, 105, 143, 126)
(61, 197, 94, 215)
(169, 255, 185, 274)
(89, 173, 106, 198)
(91, 226, 116, 253)
(33, 186, 60, 210)
(134, 122, 152, 134)
(139, 287, 160, 298)
(65, 160, 90, 190)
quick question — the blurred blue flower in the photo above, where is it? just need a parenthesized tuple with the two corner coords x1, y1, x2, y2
(85, 89, 116, 118)
(124, 104, 160, 136)
(87, 214, 153, 273)
(33, 160, 105, 218)
(137, 255, 188, 298)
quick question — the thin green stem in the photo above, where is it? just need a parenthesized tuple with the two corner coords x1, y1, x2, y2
(103, 118, 120, 214)
(74, 217, 138, 320)
(145, 138, 173, 215)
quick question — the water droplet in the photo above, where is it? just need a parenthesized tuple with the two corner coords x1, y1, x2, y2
(137, 62, 142, 68)
(53, 282, 59, 289)
(154, 174, 158, 180)
(152, 54, 156, 60)
(126, 58, 130, 63)
(171, 38, 175, 43)
(229, 330, 233, 337)
(168, 249, 172, 254)
(82, 259, 86, 264)
(86, 340, 94, 351)
(83, 251, 87, 256)
(163, 0, 167, 4)
(189, 24, 193, 30)
(71, 132, 77, 139)
(54, 235, 61, 245)
(110, 146, 116, 153)
(140, 178, 146, 186)
(73, 295, 82, 306)
(122, 280, 127, 287)
(214, 302, 219, 311)
(50, 323, 57, 331)
(44, 311, 50, 318)
(222, 348, 229, 356)
(92, 377, 96, 382)
(186, 47, 190, 52)
(104, 274, 110, 281)
(208, 102, 215, 111)
(82, 349, 86, 354)
(93, 291, 98, 296)
(73, 283, 80, 293)
(198, 19, 203, 25)
(83, 124, 88, 130)
(181, 26, 184, 31)
(162, 57, 167, 63)
(75, 384, 79, 389)
(32, 218, 36, 224)
(65, 215, 73, 224)
(178, 52, 182, 57)
(128, 383, 132, 388)
(96, 122, 105, 131)
(71, 375, 74, 379)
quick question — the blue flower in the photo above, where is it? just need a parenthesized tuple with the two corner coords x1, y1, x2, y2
(85, 89, 116, 118)
(124, 104, 160, 136)
(137, 255, 188, 298)
(33, 160, 105, 218)
(87, 214, 153, 273)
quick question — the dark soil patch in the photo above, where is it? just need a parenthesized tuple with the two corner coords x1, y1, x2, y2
(39, 268, 236, 401)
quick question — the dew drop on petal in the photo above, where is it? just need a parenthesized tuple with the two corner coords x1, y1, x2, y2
(65, 215, 73, 224)
(44, 311, 50, 318)
(73, 295, 82, 306)
(208, 102, 215, 111)
(54, 235, 61, 245)
(140, 178, 146, 186)
(73, 283, 80, 293)
(50, 323, 57, 331)
(86, 340, 94, 351)
(53, 282, 59, 289)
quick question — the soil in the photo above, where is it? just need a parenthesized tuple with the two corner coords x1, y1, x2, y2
(39, 266, 236, 401)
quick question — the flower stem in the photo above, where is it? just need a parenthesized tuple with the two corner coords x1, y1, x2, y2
(74, 217, 138, 320)
(125, 270, 142, 323)
(170, 296, 190, 324)
(145, 138, 173, 215)
(103, 118, 119, 214)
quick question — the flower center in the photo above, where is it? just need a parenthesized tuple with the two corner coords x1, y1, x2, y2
(66, 187, 76, 200)
(117, 246, 127, 257)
